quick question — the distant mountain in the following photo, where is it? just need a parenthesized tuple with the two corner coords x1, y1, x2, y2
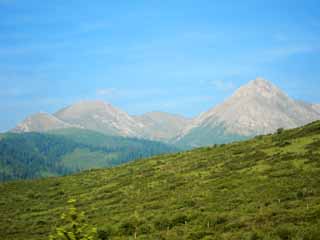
(12, 78, 320, 147)
(0, 129, 178, 181)
(312, 104, 320, 113)
(12, 112, 73, 133)
(176, 78, 320, 147)
(13, 101, 191, 142)
(133, 111, 191, 141)
(54, 100, 143, 137)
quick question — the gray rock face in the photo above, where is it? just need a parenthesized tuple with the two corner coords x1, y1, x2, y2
(133, 111, 191, 141)
(54, 100, 144, 137)
(177, 78, 320, 145)
(312, 104, 320, 114)
(12, 113, 73, 133)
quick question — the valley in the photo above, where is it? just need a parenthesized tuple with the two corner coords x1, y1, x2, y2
(0, 128, 178, 181)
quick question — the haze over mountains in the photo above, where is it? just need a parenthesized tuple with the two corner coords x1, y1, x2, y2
(133, 111, 191, 141)
(13, 78, 320, 146)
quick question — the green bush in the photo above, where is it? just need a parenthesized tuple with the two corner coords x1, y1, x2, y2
(97, 229, 111, 240)
(170, 214, 189, 226)
(275, 224, 297, 240)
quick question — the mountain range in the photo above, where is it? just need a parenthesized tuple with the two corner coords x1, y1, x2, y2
(12, 77, 320, 147)
(13, 101, 191, 142)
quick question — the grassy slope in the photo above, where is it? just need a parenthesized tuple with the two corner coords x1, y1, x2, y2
(176, 124, 251, 147)
(1, 121, 320, 239)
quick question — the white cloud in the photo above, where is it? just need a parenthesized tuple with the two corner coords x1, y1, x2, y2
(96, 88, 117, 97)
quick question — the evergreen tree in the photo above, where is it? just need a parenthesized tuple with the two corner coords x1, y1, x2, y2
(49, 199, 97, 240)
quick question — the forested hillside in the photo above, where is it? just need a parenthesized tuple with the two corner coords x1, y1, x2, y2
(0, 129, 178, 181)
(1, 121, 320, 239)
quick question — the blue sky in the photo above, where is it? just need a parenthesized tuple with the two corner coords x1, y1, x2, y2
(0, 0, 320, 131)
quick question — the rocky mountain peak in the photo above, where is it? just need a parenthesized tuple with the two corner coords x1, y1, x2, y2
(232, 77, 286, 100)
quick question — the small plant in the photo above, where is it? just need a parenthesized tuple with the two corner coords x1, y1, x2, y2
(277, 128, 284, 134)
(49, 199, 98, 240)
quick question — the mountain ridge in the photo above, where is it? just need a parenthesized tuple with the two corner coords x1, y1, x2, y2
(12, 78, 320, 146)
(12, 112, 75, 133)
(54, 100, 143, 137)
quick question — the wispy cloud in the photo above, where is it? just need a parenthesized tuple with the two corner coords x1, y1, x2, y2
(267, 45, 317, 58)
(96, 88, 167, 100)
(123, 95, 215, 116)
(96, 88, 117, 97)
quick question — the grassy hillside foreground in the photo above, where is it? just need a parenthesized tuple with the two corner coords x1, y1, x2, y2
(1, 121, 320, 239)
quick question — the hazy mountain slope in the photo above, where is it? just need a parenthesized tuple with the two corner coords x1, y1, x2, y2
(1, 121, 320, 239)
(54, 100, 144, 137)
(133, 111, 191, 141)
(0, 130, 178, 181)
(12, 112, 73, 133)
(312, 104, 320, 113)
(177, 78, 320, 146)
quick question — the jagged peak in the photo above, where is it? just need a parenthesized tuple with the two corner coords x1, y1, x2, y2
(232, 77, 286, 99)
(245, 77, 276, 89)
(250, 77, 271, 85)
